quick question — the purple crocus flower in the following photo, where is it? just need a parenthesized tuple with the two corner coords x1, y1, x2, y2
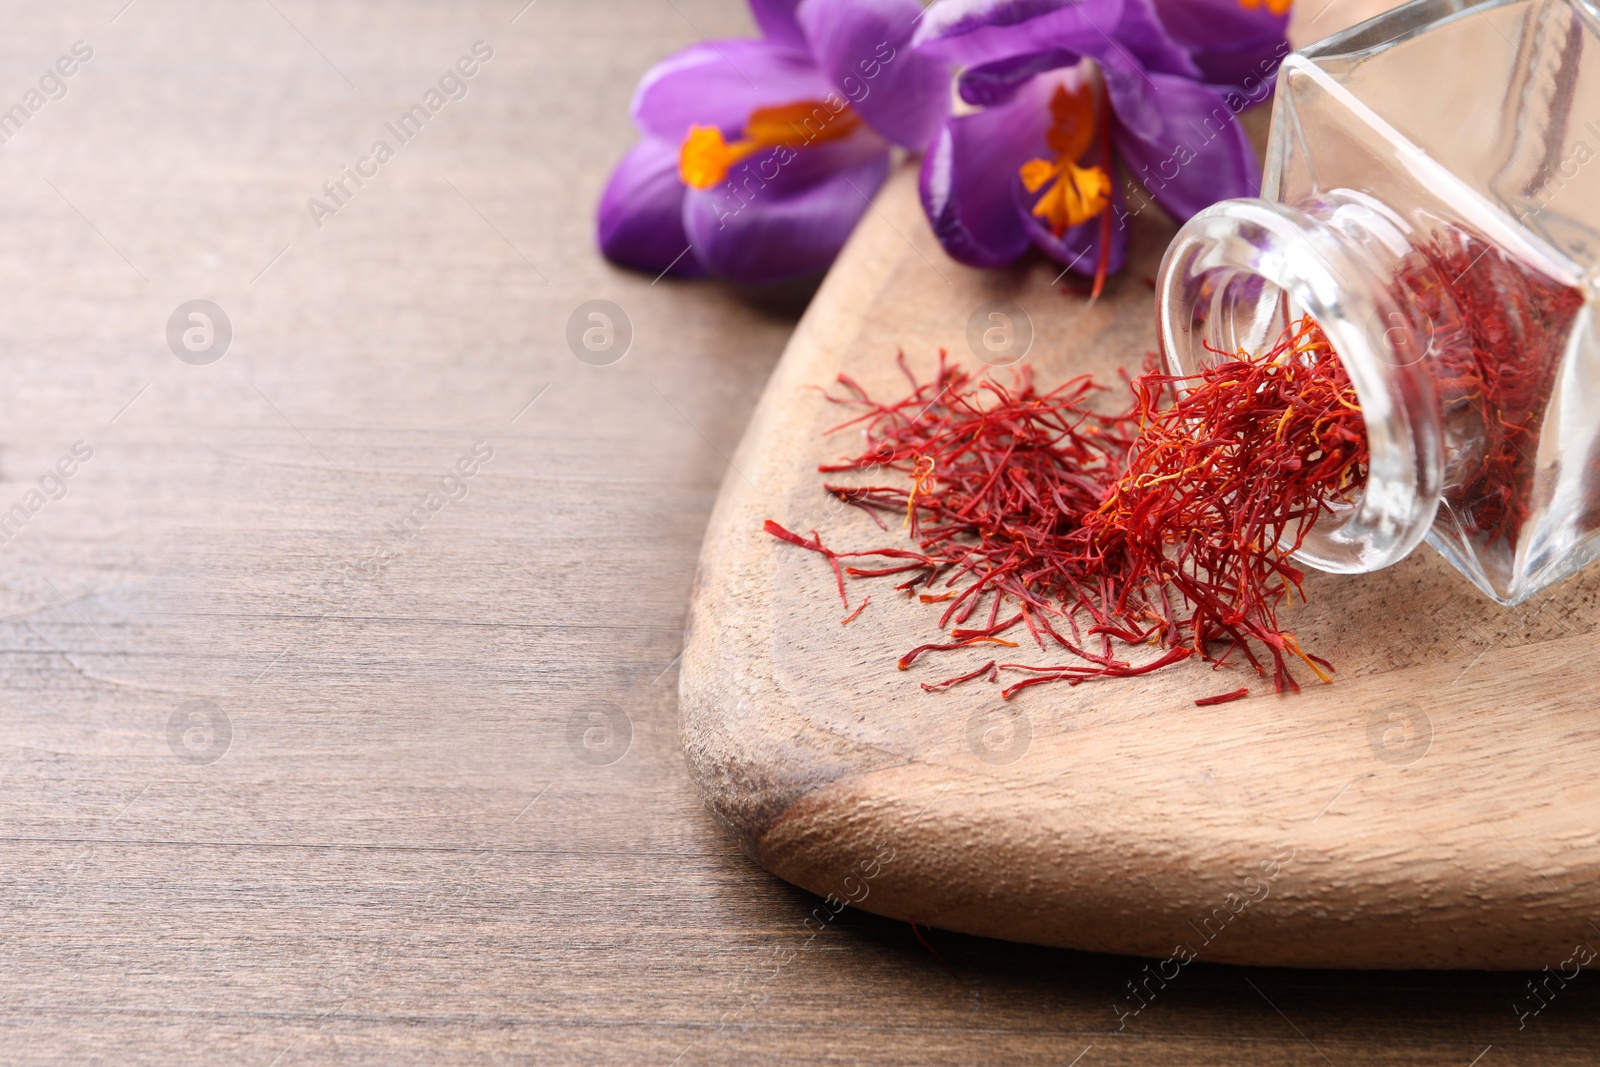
(912, 0, 1289, 289)
(598, 0, 951, 285)
(1155, 0, 1292, 92)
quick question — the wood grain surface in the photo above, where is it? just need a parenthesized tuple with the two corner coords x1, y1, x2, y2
(5, 0, 1598, 1063)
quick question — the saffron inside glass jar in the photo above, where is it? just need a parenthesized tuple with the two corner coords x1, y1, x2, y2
(1158, 0, 1600, 603)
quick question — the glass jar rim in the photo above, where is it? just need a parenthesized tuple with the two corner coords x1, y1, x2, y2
(1155, 193, 1445, 575)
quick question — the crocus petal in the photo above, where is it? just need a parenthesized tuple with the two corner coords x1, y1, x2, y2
(957, 49, 1081, 108)
(1093, 47, 1161, 143)
(1111, 0, 1201, 79)
(919, 74, 1062, 269)
(930, 14, 1161, 143)
(1188, 40, 1290, 99)
(750, 0, 809, 50)
(797, 0, 951, 149)
(962, 47, 1160, 143)
(597, 138, 707, 278)
(1112, 72, 1260, 222)
(683, 135, 891, 284)
(631, 39, 832, 142)
(1024, 195, 1126, 279)
(913, 0, 1126, 68)
(1150, 0, 1288, 91)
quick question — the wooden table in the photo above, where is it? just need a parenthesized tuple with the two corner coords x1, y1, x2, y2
(2, 0, 1594, 1063)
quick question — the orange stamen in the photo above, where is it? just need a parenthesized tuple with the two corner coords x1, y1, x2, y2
(905, 454, 936, 529)
(679, 100, 863, 189)
(1018, 82, 1112, 238)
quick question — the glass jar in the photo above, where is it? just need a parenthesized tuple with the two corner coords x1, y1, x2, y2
(1156, 0, 1600, 604)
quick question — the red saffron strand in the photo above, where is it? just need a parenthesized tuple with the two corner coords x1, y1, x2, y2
(921, 659, 998, 693)
(763, 519, 850, 609)
(1195, 687, 1251, 707)
(840, 596, 871, 625)
(897, 636, 1019, 670)
(906, 915, 958, 978)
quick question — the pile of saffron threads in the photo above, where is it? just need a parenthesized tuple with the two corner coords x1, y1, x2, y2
(1391, 227, 1584, 549)
(765, 316, 1370, 701)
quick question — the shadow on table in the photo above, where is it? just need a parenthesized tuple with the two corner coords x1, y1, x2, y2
(798, 884, 1599, 1062)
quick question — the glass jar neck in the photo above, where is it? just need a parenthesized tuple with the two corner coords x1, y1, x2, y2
(1155, 190, 1445, 575)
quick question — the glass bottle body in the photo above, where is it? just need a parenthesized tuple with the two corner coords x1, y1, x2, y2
(1158, 0, 1600, 603)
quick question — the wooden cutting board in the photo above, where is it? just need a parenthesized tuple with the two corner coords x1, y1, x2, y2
(679, 162, 1600, 969)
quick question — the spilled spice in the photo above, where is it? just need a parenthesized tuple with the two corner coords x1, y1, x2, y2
(766, 316, 1368, 699)
(1194, 687, 1252, 707)
(765, 220, 1589, 699)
